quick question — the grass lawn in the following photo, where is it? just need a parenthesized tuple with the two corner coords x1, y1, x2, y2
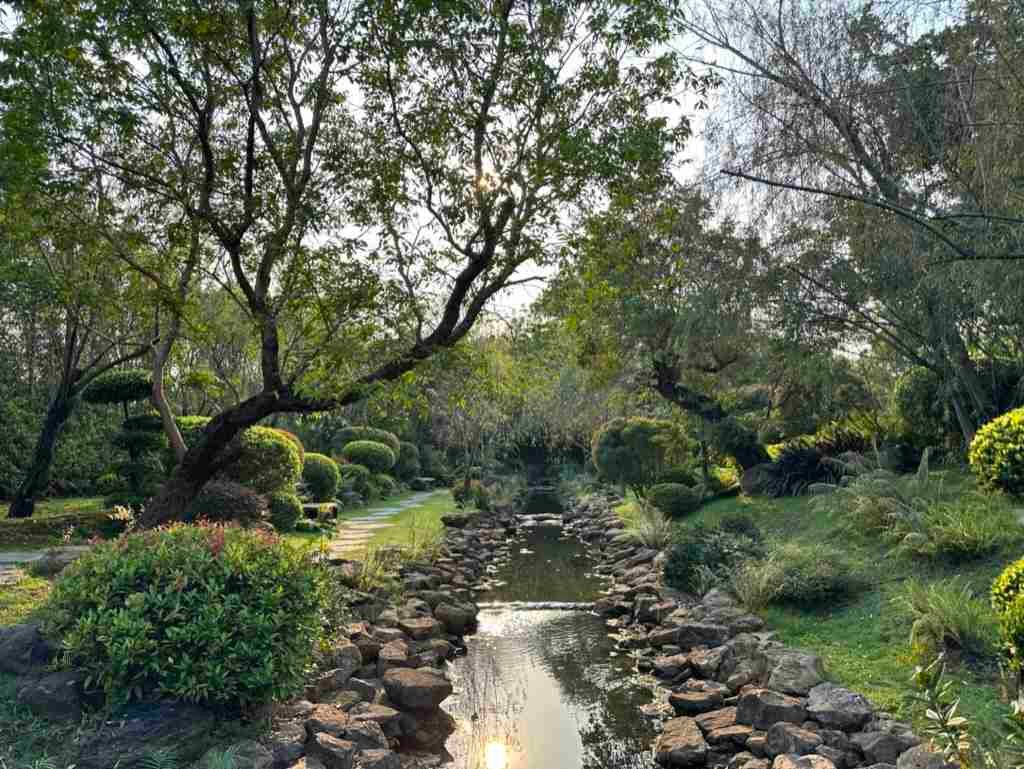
(0, 572, 52, 626)
(615, 478, 1016, 739)
(358, 489, 456, 551)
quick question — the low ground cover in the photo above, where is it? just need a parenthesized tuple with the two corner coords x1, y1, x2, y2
(616, 472, 1018, 742)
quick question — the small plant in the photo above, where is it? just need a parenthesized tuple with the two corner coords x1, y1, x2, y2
(728, 558, 784, 613)
(663, 520, 766, 593)
(902, 495, 1019, 561)
(969, 407, 1024, 495)
(625, 503, 673, 550)
(895, 577, 999, 663)
(909, 655, 973, 765)
(141, 748, 181, 769)
(647, 482, 701, 518)
(770, 542, 866, 608)
(197, 745, 238, 769)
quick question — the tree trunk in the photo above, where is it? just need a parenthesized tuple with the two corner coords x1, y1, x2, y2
(6, 393, 76, 518)
(138, 392, 280, 527)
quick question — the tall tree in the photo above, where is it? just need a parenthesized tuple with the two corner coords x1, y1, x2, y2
(5, 0, 698, 523)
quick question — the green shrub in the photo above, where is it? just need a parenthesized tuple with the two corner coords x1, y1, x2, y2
(122, 412, 165, 432)
(395, 442, 421, 481)
(81, 369, 153, 405)
(176, 415, 212, 448)
(302, 453, 340, 502)
(647, 482, 701, 518)
(452, 479, 490, 510)
(189, 480, 268, 524)
(45, 524, 324, 708)
(591, 417, 677, 496)
(994, 557, 1024, 615)
(112, 429, 167, 454)
(770, 542, 865, 607)
(338, 463, 372, 497)
(626, 505, 673, 550)
(896, 577, 999, 663)
(340, 440, 396, 473)
(998, 595, 1024, 676)
(905, 495, 1020, 561)
(969, 407, 1024, 495)
(729, 558, 784, 614)
(717, 513, 765, 543)
(658, 466, 699, 487)
(336, 426, 400, 455)
(894, 367, 948, 445)
(762, 444, 840, 497)
(371, 473, 397, 498)
(267, 491, 304, 532)
(664, 521, 766, 593)
(271, 428, 305, 465)
(226, 426, 303, 494)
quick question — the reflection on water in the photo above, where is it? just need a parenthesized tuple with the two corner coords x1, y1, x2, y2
(445, 525, 656, 769)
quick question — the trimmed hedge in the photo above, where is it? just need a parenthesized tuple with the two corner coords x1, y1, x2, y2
(339, 463, 372, 497)
(969, 407, 1024, 495)
(395, 441, 422, 481)
(648, 483, 702, 518)
(271, 428, 306, 465)
(303, 453, 340, 502)
(267, 491, 304, 532)
(188, 480, 268, 524)
(591, 417, 675, 496)
(341, 440, 396, 473)
(336, 426, 400, 455)
(45, 524, 324, 708)
(371, 473, 397, 497)
(82, 369, 153, 405)
(226, 426, 303, 494)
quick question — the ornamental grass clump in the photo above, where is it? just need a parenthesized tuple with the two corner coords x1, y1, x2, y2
(45, 524, 324, 709)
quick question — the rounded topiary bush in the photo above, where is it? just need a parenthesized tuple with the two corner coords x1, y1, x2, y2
(82, 369, 153, 405)
(648, 482, 702, 518)
(341, 440, 396, 473)
(226, 426, 303, 494)
(395, 441, 421, 481)
(592, 416, 676, 495)
(272, 428, 306, 465)
(658, 466, 699, 487)
(45, 524, 324, 708)
(969, 407, 1024, 495)
(189, 480, 268, 524)
(339, 463, 372, 497)
(336, 426, 400, 455)
(267, 491, 304, 532)
(993, 557, 1024, 617)
(372, 472, 397, 498)
(303, 453, 340, 502)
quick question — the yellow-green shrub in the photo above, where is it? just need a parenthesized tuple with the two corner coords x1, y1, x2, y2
(226, 426, 303, 493)
(969, 407, 1024, 495)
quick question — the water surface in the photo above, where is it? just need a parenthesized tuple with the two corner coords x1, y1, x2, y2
(444, 523, 656, 769)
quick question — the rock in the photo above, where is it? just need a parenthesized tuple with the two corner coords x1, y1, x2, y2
(695, 707, 737, 734)
(316, 665, 361, 699)
(382, 668, 452, 710)
(765, 650, 826, 696)
(349, 703, 402, 733)
(323, 690, 364, 711)
(327, 640, 365, 678)
(670, 690, 724, 716)
(347, 678, 384, 703)
(655, 717, 709, 767)
(308, 733, 357, 769)
(397, 708, 457, 749)
(396, 617, 441, 641)
(771, 756, 837, 769)
(0, 623, 54, 675)
(377, 641, 410, 676)
(691, 645, 735, 680)
(288, 759, 327, 769)
(354, 749, 401, 769)
(434, 603, 476, 635)
(649, 626, 682, 648)
(199, 740, 273, 769)
(766, 724, 823, 757)
(306, 704, 351, 737)
(653, 654, 692, 680)
(737, 689, 808, 730)
(852, 733, 920, 765)
(806, 683, 873, 731)
(16, 669, 88, 720)
(74, 700, 217, 769)
(268, 723, 307, 767)
(335, 721, 389, 751)
(707, 725, 753, 748)
(896, 745, 958, 769)
(677, 622, 732, 650)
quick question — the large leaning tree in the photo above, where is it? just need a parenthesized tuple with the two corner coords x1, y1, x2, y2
(3, 0, 699, 524)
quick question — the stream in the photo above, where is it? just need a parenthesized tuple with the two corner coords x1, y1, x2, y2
(442, 520, 657, 769)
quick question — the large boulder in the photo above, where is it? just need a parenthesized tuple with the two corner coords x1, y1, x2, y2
(382, 669, 452, 710)
(397, 708, 457, 749)
(16, 669, 89, 720)
(806, 682, 873, 731)
(354, 749, 401, 769)
(677, 622, 732, 650)
(308, 733, 357, 769)
(654, 717, 709, 767)
(765, 649, 826, 696)
(852, 732, 920, 765)
(896, 745, 958, 769)
(434, 602, 477, 635)
(0, 623, 54, 675)
(74, 701, 217, 769)
(669, 690, 724, 716)
(766, 723, 823, 757)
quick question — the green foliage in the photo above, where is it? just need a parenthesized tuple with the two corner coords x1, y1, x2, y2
(995, 557, 1024, 678)
(900, 495, 1020, 562)
(894, 366, 948, 445)
(271, 428, 305, 465)
(658, 465, 699, 486)
(647, 482, 701, 518)
(770, 542, 866, 608)
(45, 524, 324, 708)
(762, 444, 840, 497)
(664, 518, 766, 593)
(81, 369, 152, 405)
(395, 441, 421, 481)
(122, 412, 165, 432)
(625, 504, 673, 549)
(267, 491, 303, 532)
(302, 453, 339, 502)
(729, 558, 784, 614)
(188, 481, 268, 524)
(336, 426, 400, 455)
(896, 577, 998, 663)
(371, 473, 397, 498)
(338, 463, 372, 498)
(970, 407, 1024, 495)
(340, 440, 396, 473)
(111, 429, 167, 454)
(993, 557, 1024, 616)
(452, 479, 490, 511)
(226, 426, 303, 494)
(591, 417, 676, 496)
